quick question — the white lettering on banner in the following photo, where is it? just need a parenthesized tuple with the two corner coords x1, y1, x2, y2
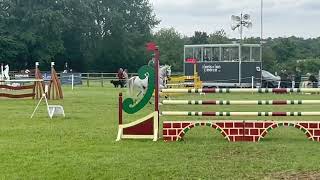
(202, 64, 222, 73)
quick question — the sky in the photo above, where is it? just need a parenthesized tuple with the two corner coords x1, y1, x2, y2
(149, 0, 320, 38)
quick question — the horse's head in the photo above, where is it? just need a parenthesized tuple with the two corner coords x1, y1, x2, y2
(161, 65, 171, 78)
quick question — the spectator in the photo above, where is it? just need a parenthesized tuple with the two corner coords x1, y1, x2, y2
(294, 72, 301, 88)
(308, 74, 318, 88)
(117, 68, 124, 79)
(280, 70, 289, 88)
(117, 68, 125, 88)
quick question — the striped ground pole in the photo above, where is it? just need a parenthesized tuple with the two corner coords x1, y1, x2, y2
(161, 88, 320, 94)
(162, 100, 320, 105)
(161, 111, 320, 117)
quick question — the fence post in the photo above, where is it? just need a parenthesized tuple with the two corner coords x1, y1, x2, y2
(251, 76, 254, 89)
(71, 74, 74, 90)
(292, 81, 295, 89)
(87, 73, 89, 87)
(101, 73, 104, 87)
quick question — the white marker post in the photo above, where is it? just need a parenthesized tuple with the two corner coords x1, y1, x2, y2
(71, 74, 74, 90)
(0, 63, 3, 82)
(251, 76, 254, 89)
(292, 81, 295, 89)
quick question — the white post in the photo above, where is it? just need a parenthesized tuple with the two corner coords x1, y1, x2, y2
(45, 84, 49, 93)
(0, 63, 3, 81)
(71, 74, 74, 90)
(292, 81, 295, 89)
(278, 81, 281, 88)
(4, 64, 10, 81)
(318, 70, 320, 88)
(251, 76, 254, 89)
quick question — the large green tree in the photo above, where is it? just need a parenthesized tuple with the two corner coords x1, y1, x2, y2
(208, 29, 228, 44)
(0, 0, 66, 69)
(190, 31, 208, 44)
(89, 0, 159, 72)
(153, 28, 184, 71)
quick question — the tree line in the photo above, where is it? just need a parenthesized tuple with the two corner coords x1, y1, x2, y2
(1, 0, 320, 75)
(0, 0, 158, 72)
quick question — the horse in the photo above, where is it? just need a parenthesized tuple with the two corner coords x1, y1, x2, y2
(127, 65, 171, 98)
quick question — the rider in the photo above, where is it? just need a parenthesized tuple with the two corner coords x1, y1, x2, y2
(148, 58, 155, 67)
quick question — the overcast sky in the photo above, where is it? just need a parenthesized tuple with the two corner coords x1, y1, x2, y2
(150, 0, 320, 38)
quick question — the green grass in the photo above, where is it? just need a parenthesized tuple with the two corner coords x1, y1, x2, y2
(1, 85, 320, 179)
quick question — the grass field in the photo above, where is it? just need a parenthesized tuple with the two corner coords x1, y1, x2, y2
(1, 84, 320, 179)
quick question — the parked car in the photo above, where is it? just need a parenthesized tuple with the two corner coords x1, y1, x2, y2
(261, 70, 281, 88)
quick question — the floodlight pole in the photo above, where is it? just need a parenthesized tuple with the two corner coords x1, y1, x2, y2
(260, 0, 264, 62)
(239, 13, 243, 87)
(232, 13, 252, 87)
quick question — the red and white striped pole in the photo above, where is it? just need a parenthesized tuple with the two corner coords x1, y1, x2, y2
(118, 93, 123, 125)
(155, 47, 160, 112)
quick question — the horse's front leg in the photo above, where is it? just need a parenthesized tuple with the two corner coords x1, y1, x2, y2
(136, 91, 142, 97)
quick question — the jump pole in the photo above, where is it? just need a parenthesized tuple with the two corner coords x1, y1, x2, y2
(162, 100, 320, 105)
(119, 93, 123, 125)
(153, 43, 160, 138)
(147, 42, 160, 135)
(161, 88, 320, 94)
(161, 111, 320, 117)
